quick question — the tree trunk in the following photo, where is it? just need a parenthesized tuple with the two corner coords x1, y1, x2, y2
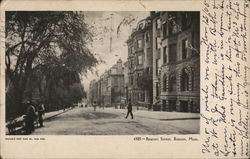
(10, 70, 32, 118)
(13, 86, 25, 117)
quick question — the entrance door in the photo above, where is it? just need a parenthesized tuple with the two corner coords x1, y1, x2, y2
(162, 100, 166, 111)
(180, 101, 188, 112)
(168, 100, 176, 111)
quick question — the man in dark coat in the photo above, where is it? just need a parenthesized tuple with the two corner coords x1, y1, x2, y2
(25, 101, 37, 134)
(93, 101, 97, 111)
(125, 99, 133, 119)
(38, 103, 45, 127)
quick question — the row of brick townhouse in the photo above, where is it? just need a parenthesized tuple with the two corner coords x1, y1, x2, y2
(151, 11, 200, 112)
(88, 59, 125, 107)
(126, 11, 200, 113)
(126, 16, 153, 107)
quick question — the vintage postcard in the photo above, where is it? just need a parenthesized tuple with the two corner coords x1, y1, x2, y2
(0, 0, 249, 158)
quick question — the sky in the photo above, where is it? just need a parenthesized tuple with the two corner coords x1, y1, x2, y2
(81, 11, 150, 91)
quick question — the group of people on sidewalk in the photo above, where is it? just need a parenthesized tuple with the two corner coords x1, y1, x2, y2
(24, 101, 45, 134)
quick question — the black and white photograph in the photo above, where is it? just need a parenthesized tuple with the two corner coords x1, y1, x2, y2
(5, 11, 200, 135)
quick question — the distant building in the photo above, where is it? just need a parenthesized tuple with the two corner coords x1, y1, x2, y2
(151, 11, 200, 112)
(89, 79, 98, 104)
(89, 59, 125, 107)
(127, 17, 153, 107)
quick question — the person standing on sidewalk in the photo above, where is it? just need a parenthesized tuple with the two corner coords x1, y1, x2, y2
(93, 101, 97, 111)
(125, 99, 133, 119)
(38, 103, 45, 127)
(24, 101, 37, 134)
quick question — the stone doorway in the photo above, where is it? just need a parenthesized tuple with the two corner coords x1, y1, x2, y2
(168, 100, 176, 111)
(180, 101, 188, 112)
(162, 100, 167, 111)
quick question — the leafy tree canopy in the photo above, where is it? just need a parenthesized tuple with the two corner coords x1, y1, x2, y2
(5, 11, 98, 118)
(6, 11, 97, 80)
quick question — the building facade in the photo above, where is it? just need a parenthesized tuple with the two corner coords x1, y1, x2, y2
(89, 59, 125, 107)
(127, 17, 153, 106)
(124, 60, 129, 102)
(89, 12, 200, 113)
(151, 12, 162, 108)
(89, 79, 98, 104)
(151, 11, 200, 112)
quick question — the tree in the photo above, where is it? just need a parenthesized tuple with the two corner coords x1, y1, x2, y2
(5, 11, 98, 119)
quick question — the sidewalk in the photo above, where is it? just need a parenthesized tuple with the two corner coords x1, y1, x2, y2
(103, 107, 200, 120)
(43, 107, 72, 121)
(5, 107, 73, 135)
(135, 110, 200, 120)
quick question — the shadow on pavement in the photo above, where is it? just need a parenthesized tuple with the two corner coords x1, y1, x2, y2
(82, 112, 120, 120)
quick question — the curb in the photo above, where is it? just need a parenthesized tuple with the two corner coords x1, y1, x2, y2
(43, 108, 73, 121)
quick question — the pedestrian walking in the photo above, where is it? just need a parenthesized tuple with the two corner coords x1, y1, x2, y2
(125, 99, 133, 119)
(38, 103, 45, 127)
(24, 101, 37, 134)
(93, 101, 97, 111)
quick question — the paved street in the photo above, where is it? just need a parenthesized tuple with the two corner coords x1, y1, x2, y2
(32, 107, 200, 135)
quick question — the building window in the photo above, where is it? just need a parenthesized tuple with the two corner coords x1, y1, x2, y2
(181, 69, 189, 91)
(137, 72, 142, 77)
(156, 37, 161, 49)
(112, 86, 119, 92)
(130, 76, 134, 85)
(163, 22, 168, 38)
(137, 39, 142, 48)
(168, 12, 178, 35)
(182, 12, 191, 30)
(113, 77, 118, 85)
(156, 82, 159, 96)
(141, 92, 145, 101)
(156, 18, 161, 29)
(137, 55, 143, 65)
(168, 75, 176, 92)
(169, 44, 177, 62)
(131, 60, 134, 69)
(163, 75, 167, 92)
(182, 39, 188, 59)
(132, 46, 135, 53)
(163, 46, 167, 64)
(134, 74, 137, 85)
(145, 67, 150, 74)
